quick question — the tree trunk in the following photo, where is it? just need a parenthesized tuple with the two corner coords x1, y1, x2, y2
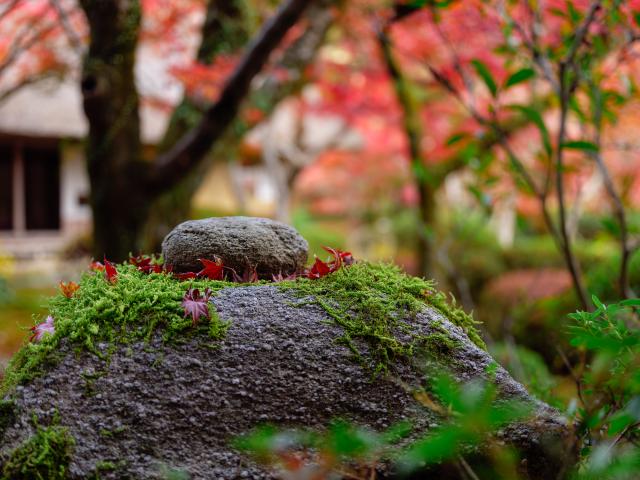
(79, 0, 313, 260)
(79, 0, 144, 259)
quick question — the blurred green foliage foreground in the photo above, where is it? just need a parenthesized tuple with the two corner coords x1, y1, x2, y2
(235, 297, 640, 480)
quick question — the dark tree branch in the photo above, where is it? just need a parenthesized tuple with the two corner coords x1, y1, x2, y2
(148, 0, 314, 192)
(562, 1, 602, 66)
(256, 0, 335, 101)
(157, 0, 249, 153)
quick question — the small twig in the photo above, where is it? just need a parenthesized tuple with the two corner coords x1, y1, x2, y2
(457, 455, 481, 480)
(562, 1, 602, 66)
(555, 345, 587, 410)
(554, 62, 591, 311)
(0, 20, 59, 75)
(0, 0, 21, 23)
(0, 71, 58, 105)
(588, 82, 635, 299)
(48, 0, 85, 54)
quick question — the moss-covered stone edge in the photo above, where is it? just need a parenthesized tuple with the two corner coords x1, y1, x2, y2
(1, 264, 235, 395)
(278, 262, 485, 373)
(1, 261, 483, 395)
(0, 416, 75, 480)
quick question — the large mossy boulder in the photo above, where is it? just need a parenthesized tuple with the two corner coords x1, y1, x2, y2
(0, 262, 573, 479)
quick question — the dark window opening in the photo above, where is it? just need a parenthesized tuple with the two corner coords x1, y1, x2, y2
(0, 146, 13, 230)
(24, 146, 60, 230)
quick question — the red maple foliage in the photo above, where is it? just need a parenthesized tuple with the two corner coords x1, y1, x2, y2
(198, 258, 225, 280)
(30, 315, 55, 343)
(129, 254, 164, 274)
(103, 258, 118, 284)
(173, 271, 199, 281)
(305, 246, 354, 279)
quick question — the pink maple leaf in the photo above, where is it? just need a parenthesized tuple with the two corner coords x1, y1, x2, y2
(181, 288, 213, 326)
(30, 315, 55, 343)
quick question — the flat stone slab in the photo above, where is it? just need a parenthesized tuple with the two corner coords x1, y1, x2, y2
(161, 216, 308, 278)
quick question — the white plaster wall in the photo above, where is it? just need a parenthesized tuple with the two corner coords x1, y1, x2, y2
(60, 143, 91, 235)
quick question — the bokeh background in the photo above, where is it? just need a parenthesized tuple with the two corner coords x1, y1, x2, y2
(0, 0, 639, 405)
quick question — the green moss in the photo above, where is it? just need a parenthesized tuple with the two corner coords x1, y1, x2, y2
(1, 261, 482, 393)
(1, 423, 74, 480)
(278, 262, 484, 373)
(0, 400, 16, 441)
(2, 265, 235, 395)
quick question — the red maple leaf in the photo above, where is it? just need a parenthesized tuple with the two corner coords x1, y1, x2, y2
(163, 264, 197, 280)
(272, 271, 299, 282)
(174, 271, 199, 281)
(89, 261, 105, 272)
(104, 257, 118, 284)
(181, 288, 212, 326)
(198, 257, 225, 280)
(232, 265, 259, 283)
(59, 281, 80, 299)
(305, 246, 355, 279)
(129, 254, 163, 273)
(306, 257, 333, 279)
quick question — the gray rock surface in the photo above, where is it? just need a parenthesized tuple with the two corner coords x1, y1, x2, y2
(0, 286, 571, 479)
(162, 217, 308, 278)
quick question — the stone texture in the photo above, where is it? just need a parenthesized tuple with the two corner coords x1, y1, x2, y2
(0, 286, 573, 479)
(161, 217, 308, 279)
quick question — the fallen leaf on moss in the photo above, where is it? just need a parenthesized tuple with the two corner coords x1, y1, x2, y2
(59, 281, 80, 299)
(182, 288, 213, 326)
(30, 315, 55, 343)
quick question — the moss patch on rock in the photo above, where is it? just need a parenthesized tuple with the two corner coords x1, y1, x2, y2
(278, 262, 484, 373)
(1, 421, 74, 480)
(2, 265, 234, 394)
(1, 261, 482, 393)
(0, 400, 16, 442)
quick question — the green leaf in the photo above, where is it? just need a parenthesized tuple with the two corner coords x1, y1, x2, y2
(633, 11, 640, 27)
(504, 68, 535, 88)
(620, 299, 640, 307)
(508, 104, 551, 156)
(471, 59, 498, 97)
(445, 132, 468, 146)
(562, 140, 599, 152)
(592, 295, 606, 312)
(567, 1, 581, 24)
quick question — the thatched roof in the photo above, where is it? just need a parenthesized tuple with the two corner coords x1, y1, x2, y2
(0, 43, 183, 144)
